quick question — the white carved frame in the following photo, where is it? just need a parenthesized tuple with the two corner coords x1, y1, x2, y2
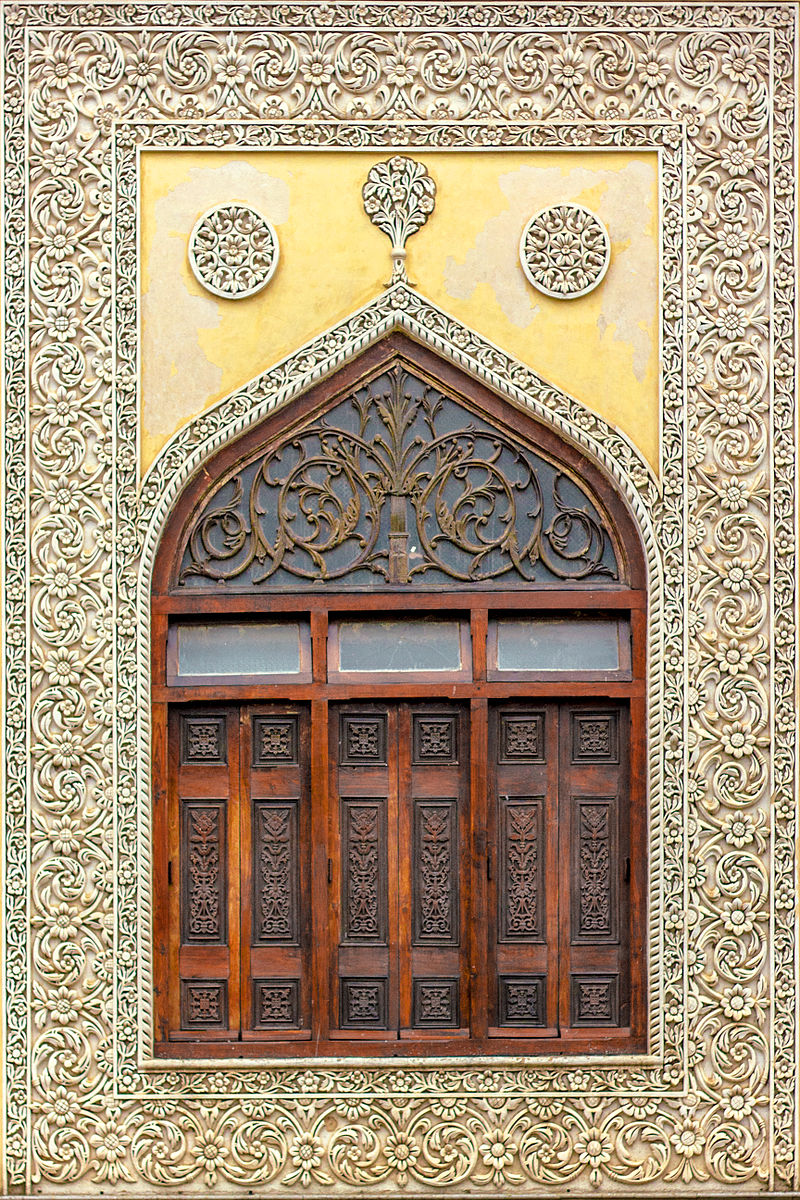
(3, 4, 796, 1193)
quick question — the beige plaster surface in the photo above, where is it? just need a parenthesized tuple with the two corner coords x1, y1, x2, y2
(140, 150, 659, 474)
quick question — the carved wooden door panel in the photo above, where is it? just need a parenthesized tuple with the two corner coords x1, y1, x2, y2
(329, 703, 469, 1038)
(559, 702, 630, 1035)
(240, 705, 312, 1041)
(170, 704, 312, 1041)
(488, 705, 560, 1036)
(170, 707, 241, 1039)
(487, 701, 630, 1038)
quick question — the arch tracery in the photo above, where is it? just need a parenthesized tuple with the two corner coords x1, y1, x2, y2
(148, 329, 651, 1057)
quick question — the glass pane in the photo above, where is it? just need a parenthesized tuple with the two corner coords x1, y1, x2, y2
(175, 622, 304, 677)
(494, 618, 622, 672)
(337, 619, 464, 673)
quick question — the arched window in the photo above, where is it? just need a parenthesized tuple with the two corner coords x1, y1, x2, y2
(151, 334, 647, 1057)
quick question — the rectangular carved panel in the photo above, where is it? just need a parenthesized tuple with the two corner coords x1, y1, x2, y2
(253, 802, 298, 944)
(413, 801, 458, 944)
(572, 710, 619, 763)
(498, 975, 546, 1026)
(180, 802, 227, 944)
(181, 714, 227, 765)
(412, 714, 458, 763)
(252, 716, 298, 765)
(340, 978, 387, 1029)
(571, 974, 619, 1027)
(573, 798, 617, 941)
(499, 798, 542, 941)
(499, 712, 545, 762)
(340, 713, 387, 764)
(342, 801, 387, 942)
(412, 979, 459, 1027)
(180, 980, 228, 1029)
(253, 979, 300, 1028)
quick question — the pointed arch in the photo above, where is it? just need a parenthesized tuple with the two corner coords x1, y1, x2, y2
(147, 330, 651, 1057)
(151, 334, 648, 598)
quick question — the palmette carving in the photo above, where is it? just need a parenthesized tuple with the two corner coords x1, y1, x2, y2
(6, 3, 794, 1193)
(255, 805, 296, 942)
(502, 801, 540, 939)
(577, 803, 612, 938)
(415, 804, 456, 942)
(362, 156, 436, 285)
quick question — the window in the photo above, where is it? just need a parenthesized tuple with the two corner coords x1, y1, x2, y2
(152, 336, 647, 1056)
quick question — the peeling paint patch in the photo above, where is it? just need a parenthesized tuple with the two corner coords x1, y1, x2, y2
(444, 161, 657, 382)
(141, 162, 289, 457)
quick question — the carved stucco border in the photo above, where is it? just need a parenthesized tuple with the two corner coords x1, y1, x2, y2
(3, 4, 796, 1193)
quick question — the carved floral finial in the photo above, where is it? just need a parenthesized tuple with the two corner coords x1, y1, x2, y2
(362, 156, 436, 285)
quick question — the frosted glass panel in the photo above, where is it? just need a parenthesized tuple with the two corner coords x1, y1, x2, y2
(175, 622, 304, 677)
(494, 618, 621, 672)
(337, 620, 463, 673)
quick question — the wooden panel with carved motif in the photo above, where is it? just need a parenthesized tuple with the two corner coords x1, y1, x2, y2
(331, 705, 395, 1035)
(559, 702, 630, 1034)
(242, 705, 311, 1039)
(171, 706, 240, 1038)
(403, 704, 469, 1036)
(488, 704, 559, 1035)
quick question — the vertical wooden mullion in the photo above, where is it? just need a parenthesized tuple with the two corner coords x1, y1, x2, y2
(469, 698, 488, 1039)
(152, 701, 169, 1045)
(397, 705, 412, 1033)
(471, 609, 488, 682)
(227, 707, 242, 1036)
(238, 706, 253, 1036)
(386, 706, 401, 1036)
(555, 702, 570, 1033)
(166, 709, 181, 1036)
(312, 699, 330, 1042)
(310, 609, 328, 684)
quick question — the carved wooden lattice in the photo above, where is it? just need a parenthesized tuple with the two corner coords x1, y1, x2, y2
(178, 364, 618, 590)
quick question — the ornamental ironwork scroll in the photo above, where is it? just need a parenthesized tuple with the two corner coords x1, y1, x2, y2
(179, 364, 618, 590)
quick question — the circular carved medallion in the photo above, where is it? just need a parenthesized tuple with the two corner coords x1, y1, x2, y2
(519, 204, 611, 299)
(188, 204, 279, 299)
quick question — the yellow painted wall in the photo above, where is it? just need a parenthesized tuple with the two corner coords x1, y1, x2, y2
(140, 150, 659, 474)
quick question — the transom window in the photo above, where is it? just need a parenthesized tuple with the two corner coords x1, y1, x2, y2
(151, 335, 647, 1057)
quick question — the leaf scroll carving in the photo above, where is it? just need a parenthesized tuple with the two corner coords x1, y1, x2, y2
(255, 805, 296, 943)
(414, 803, 456, 942)
(179, 364, 619, 591)
(343, 804, 384, 941)
(182, 804, 226, 944)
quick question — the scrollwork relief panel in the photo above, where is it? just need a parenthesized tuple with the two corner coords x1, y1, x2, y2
(2, 3, 795, 1194)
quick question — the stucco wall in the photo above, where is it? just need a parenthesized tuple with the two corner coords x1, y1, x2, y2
(139, 149, 659, 471)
